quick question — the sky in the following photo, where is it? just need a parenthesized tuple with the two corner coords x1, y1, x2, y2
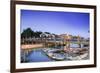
(21, 10, 90, 38)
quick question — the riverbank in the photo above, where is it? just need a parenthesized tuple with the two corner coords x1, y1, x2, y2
(21, 44, 44, 49)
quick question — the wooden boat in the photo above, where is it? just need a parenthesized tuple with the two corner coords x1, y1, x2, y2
(42, 49, 65, 61)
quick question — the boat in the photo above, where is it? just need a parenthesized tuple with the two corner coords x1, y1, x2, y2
(42, 49, 65, 61)
(65, 52, 88, 60)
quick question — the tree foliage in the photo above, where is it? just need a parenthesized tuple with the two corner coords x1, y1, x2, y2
(21, 28, 43, 38)
(21, 28, 34, 38)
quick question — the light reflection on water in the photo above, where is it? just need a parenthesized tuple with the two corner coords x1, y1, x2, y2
(21, 43, 87, 63)
(21, 48, 56, 63)
(27, 49, 54, 62)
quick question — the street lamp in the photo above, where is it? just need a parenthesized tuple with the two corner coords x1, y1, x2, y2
(78, 35, 81, 48)
(52, 34, 56, 48)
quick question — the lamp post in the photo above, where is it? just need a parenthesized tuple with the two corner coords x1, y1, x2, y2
(52, 34, 56, 48)
(78, 35, 81, 48)
(40, 33, 45, 48)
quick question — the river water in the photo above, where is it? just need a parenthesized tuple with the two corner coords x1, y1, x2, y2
(26, 49, 54, 62)
(21, 43, 87, 63)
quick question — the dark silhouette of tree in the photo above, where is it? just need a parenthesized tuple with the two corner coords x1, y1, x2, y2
(21, 28, 34, 38)
(21, 28, 43, 38)
(44, 32, 50, 34)
(34, 31, 42, 38)
(21, 27, 57, 39)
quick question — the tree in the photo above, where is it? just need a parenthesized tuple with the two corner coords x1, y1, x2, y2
(44, 32, 50, 34)
(34, 31, 42, 38)
(21, 28, 34, 38)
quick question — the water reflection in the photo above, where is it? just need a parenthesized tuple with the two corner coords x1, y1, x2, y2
(21, 43, 89, 63)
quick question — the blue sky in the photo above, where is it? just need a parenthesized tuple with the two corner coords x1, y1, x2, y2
(21, 10, 90, 38)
